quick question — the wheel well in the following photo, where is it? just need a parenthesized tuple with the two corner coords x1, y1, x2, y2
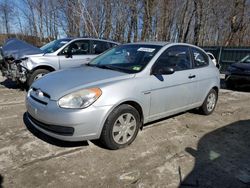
(212, 86, 219, 94)
(32, 65, 55, 72)
(120, 101, 144, 126)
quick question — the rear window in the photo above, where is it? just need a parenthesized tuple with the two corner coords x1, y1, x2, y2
(92, 41, 112, 54)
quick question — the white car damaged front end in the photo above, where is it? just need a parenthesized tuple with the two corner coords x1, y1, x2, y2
(8, 53, 57, 84)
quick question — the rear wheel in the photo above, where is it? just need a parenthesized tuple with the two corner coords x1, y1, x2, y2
(27, 69, 50, 87)
(200, 89, 218, 115)
(100, 104, 141, 150)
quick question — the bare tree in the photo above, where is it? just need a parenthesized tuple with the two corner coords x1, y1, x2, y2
(193, 0, 203, 45)
(0, 0, 250, 46)
(141, 0, 155, 41)
(225, 0, 247, 46)
(0, 0, 13, 35)
(127, 0, 139, 42)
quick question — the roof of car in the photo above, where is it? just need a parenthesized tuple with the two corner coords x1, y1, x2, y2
(127, 41, 170, 46)
(65, 37, 119, 44)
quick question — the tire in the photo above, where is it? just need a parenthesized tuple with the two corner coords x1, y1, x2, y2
(27, 69, 50, 87)
(199, 89, 218, 115)
(100, 104, 141, 150)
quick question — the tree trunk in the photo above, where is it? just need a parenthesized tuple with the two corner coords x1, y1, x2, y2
(225, 0, 246, 46)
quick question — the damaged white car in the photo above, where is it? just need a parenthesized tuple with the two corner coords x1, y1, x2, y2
(1, 38, 118, 87)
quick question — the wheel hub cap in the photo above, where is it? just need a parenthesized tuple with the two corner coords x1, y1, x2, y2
(112, 113, 136, 144)
(207, 93, 216, 112)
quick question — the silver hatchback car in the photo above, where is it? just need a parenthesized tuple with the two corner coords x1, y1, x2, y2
(26, 42, 220, 149)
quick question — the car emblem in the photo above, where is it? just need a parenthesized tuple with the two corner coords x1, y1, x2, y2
(35, 89, 43, 98)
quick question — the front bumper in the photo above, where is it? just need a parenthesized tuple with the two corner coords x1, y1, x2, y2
(26, 92, 112, 141)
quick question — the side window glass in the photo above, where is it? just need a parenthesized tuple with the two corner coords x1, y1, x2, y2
(155, 46, 192, 71)
(61, 40, 90, 55)
(245, 56, 250, 63)
(92, 41, 110, 54)
(109, 42, 118, 48)
(192, 48, 209, 67)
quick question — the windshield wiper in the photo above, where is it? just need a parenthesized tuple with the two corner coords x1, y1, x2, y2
(96, 64, 125, 72)
(86, 62, 94, 66)
(86, 63, 127, 73)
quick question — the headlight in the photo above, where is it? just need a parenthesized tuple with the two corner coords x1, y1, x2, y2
(58, 88, 102, 109)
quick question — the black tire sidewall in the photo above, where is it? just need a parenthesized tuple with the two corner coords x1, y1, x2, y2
(201, 89, 218, 115)
(101, 104, 141, 149)
(27, 69, 50, 87)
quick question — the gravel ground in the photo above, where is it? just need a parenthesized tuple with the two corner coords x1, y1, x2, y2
(0, 75, 250, 188)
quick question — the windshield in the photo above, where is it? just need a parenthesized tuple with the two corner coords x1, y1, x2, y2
(40, 39, 72, 53)
(89, 44, 162, 73)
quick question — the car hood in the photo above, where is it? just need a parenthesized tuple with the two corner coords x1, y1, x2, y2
(231, 63, 250, 71)
(2, 38, 43, 59)
(31, 66, 134, 100)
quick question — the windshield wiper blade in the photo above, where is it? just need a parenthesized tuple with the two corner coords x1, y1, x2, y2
(86, 62, 97, 67)
(96, 64, 124, 72)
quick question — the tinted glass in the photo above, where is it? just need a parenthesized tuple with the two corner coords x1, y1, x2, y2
(89, 44, 162, 73)
(61, 40, 90, 55)
(154, 46, 192, 71)
(92, 41, 110, 54)
(109, 42, 118, 48)
(192, 48, 209, 67)
(40, 39, 71, 53)
(240, 55, 250, 63)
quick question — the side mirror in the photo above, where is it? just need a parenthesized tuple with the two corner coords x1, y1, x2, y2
(151, 66, 175, 75)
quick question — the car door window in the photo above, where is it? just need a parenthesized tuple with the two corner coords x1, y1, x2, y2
(92, 41, 110, 54)
(246, 57, 250, 63)
(242, 55, 250, 63)
(154, 46, 192, 71)
(61, 40, 90, 55)
(109, 42, 118, 48)
(191, 48, 209, 68)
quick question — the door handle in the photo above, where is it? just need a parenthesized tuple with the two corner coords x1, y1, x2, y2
(188, 75, 196, 79)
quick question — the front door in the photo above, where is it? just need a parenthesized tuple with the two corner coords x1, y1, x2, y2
(58, 40, 96, 69)
(147, 45, 197, 121)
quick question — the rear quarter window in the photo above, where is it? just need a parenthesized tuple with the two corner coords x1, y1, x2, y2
(92, 41, 111, 54)
(191, 47, 209, 68)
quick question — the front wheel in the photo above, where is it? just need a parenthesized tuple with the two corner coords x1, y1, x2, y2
(27, 69, 50, 87)
(199, 89, 218, 115)
(100, 104, 141, 150)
